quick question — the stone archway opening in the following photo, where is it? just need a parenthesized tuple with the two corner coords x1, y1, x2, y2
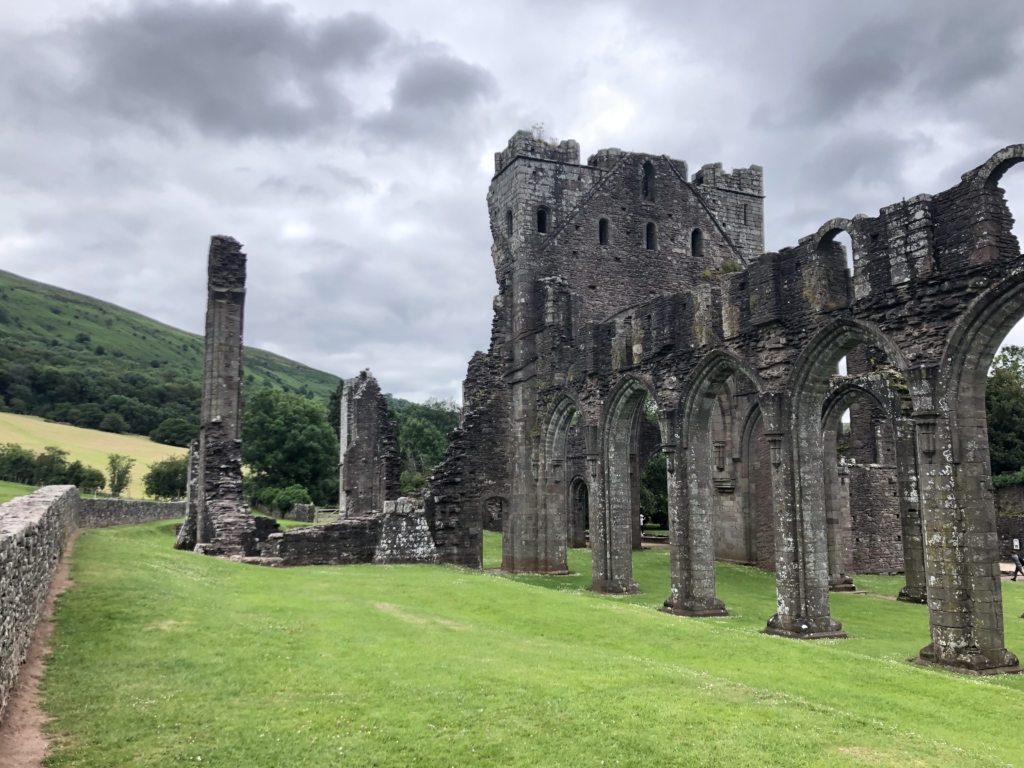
(568, 477, 589, 549)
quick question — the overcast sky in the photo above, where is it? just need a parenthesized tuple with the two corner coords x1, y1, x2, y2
(1, 0, 1022, 401)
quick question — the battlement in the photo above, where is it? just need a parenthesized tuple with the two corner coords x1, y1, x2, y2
(693, 163, 764, 197)
(494, 130, 581, 174)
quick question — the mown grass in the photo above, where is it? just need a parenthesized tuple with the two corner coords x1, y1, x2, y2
(42, 524, 1024, 767)
(0, 412, 187, 498)
(0, 478, 35, 504)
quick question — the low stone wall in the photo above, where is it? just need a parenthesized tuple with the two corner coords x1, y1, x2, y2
(995, 485, 1024, 560)
(0, 486, 79, 726)
(262, 517, 382, 566)
(282, 504, 315, 522)
(79, 498, 185, 528)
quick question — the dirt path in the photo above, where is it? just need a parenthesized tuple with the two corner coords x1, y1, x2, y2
(0, 529, 81, 768)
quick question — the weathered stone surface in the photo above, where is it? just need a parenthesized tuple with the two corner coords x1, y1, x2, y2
(374, 499, 438, 564)
(338, 370, 400, 518)
(262, 518, 382, 566)
(0, 487, 78, 726)
(429, 131, 1024, 672)
(174, 440, 200, 550)
(80, 498, 184, 528)
(193, 236, 256, 557)
(284, 503, 316, 522)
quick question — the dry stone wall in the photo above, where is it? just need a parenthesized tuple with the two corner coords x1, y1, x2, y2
(79, 499, 184, 528)
(0, 486, 78, 726)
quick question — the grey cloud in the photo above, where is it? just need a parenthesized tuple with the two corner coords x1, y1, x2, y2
(66, 2, 392, 138)
(365, 55, 498, 143)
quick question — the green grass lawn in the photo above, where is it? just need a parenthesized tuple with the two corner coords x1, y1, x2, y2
(0, 479, 35, 504)
(41, 525, 1024, 767)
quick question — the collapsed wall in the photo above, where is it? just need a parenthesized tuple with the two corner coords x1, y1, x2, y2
(338, 370, 400, 517)
(261, 499, 437, 566)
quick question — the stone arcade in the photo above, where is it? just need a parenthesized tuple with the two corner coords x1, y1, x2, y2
(426, 131, 1024, 675)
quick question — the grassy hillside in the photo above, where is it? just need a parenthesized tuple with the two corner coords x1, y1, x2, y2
(0, 479, 34, 504)
(39, 524, 1024, 767)
(0, 412, 186, 498)
(0, 267, 339, 404)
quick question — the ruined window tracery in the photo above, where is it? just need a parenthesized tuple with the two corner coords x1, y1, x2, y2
(599, 218, 609, 245)
(691, 228, 703, 257)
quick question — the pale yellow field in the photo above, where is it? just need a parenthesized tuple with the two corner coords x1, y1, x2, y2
(0, 412, 187, 499)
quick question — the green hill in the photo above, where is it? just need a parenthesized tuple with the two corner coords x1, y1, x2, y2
(0, 268, 339, 439)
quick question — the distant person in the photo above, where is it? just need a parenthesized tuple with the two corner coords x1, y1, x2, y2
(1012, 551, 1024, 582)
(639, 513, 646, 531)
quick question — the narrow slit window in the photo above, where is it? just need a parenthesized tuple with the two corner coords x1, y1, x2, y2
(691, 228, 704, 257)
(646, 222, 656, 250)
(599, 218, 609, 245)
(642, 160, 655, 200)
(537, 207, 548, 234)
(743, 204, 749, 226)
(506, 210, 513, 236)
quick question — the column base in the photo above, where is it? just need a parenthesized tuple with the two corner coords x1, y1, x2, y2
(913, 643, 1021, 675)
(829, 573, 856, 592)
(590, 579, 641, 595)
(763, 613, 847, 640)
(502, 568, 571, 576)
(897, 585, 927, 604)
(909, 656, 1022, 675)
(661, 597, 729, 617)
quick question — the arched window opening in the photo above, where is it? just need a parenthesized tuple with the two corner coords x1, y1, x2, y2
(990, 159, 1024, 250)
(836, 231, 855, 275)
(505, 210, 513, 236)
(537, 207, 548, 234)
(646, 222, 657, 250)
(599, 218, 609, 246)
(837, 356, 848, 376)
(642, 160, 655, 201)
(840, 407, 851, 437)
(691, 228, 704, 257)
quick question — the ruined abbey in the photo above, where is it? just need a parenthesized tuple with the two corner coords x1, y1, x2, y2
(67, 132, 1024, 680)
(421, 131, 1024, 676)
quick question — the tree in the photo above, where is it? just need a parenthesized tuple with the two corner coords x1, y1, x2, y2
(0, 443, 36, 483)
(393, 398, 460, 476)
(639, 453, 669, 529)
(142, 456, 188, 499)
(274, 484, 312, 514)
(99, 412, 129, 434)
(150, 417, 198, 447)
(107, 453, 135, 498)
(242, 388, 339, 506)
(34, 446, 70, 485)
(987, 345, 1024, 476)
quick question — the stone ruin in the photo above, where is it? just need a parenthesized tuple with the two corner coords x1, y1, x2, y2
(338, 370, 400, 517)
(174, 238, 434, 569)
(419, 131, 1024, 675)
(170, 135, 1024, 676)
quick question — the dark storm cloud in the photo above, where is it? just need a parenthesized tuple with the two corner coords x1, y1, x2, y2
(68, 2, 390, 138)
(364, 54, 498, 144)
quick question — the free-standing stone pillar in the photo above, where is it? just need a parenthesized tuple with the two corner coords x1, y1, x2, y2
(193, 236, 256, 557)
(337, 370, 400, 517)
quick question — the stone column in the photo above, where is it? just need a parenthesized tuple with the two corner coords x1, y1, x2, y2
(194, 235, 256, 557)
(765, 390, 846, 640)
(894, 417, 927, 603)
(914, 411, 1019, 672)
